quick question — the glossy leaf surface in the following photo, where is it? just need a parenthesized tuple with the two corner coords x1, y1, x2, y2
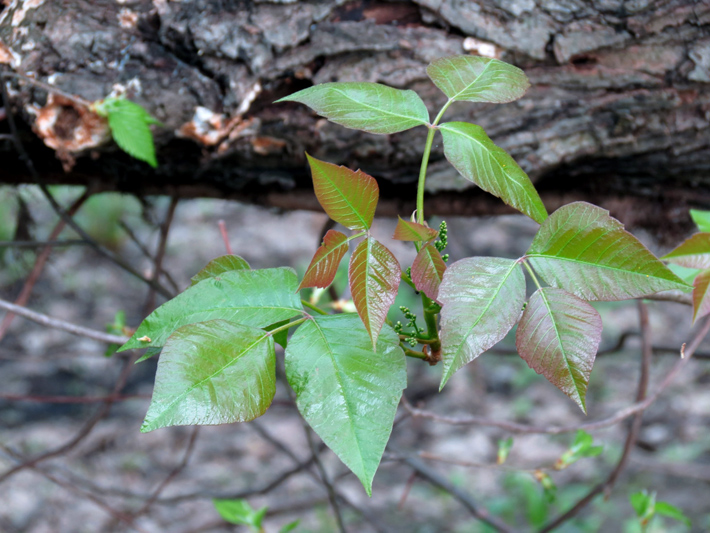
(526, 202, 690, 300)
(393, 217, 438, 242)
(120, 268, 303, 350)
(307, 154, 378, 230)
(690, 209, 710, 232)
(277, 82, 429, 134)
(298, 230, 349, 290)
(439, 257, 525, 388)
(692, 269, 710, 323)
(349, 238, 401, 348)
(427, 55, 530, 103)
(285, 314, 406, 495)
(142, 320, 275, 432)
(439, 122, 547, 224)
(411, 244, 446, 301)
(516, 288, 602, 412)
(661, 233, 710, 269)
(190, 255, 250, 286)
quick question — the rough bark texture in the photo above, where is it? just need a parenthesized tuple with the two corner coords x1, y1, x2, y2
(1, 0, 709, 235)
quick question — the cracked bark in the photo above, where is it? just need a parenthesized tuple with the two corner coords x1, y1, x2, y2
(1, 0, 709, 238)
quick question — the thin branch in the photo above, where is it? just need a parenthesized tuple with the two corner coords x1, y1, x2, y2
(145, 196, 178, 312)
(0, 444, 146, 533)
(218, 220, 233, 255)
(0, 393, 149, 403)
(388, 448, 512, 532)
(0, 190, 90, 341)
(538, 311, 710, 533)
(0, 70, 174, 299)
(0, 239, 89, 248)
(0, 297, 129, 345)
(133, 427, 200, 518)
(0, 353, 137, 485)
(118, 219, 180, 293)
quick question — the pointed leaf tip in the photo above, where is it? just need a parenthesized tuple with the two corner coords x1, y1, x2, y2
(427, 55, 530, 104)
(285, 315, 406, 494)
(439, 257, 526, 389)
(516, 287, 602, 412)
(439, 122, 547, 223)
(527, 202, 691, 301)
(306, 154, 379, 230)
(349, 238, 400, 348)
(662, 233, 710, 270)
(298, 229, 349, 290)
(411, 244, 446, 301)
(393, 217, 439, 242)
(278, 82, 429, 134)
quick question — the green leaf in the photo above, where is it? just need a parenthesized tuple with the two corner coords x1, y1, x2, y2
(662, 233, 710, 269)
(630, 490, 655, 520)
(438, 257, 526, 389)
(306, 154, 379, 230)
(497, 437, 513, 465)
(120, 268, 303, 350)
(411, 244, 446, 301)
(285, 314, 406, 496)
(280, 520, 301, 533)
(298, 229, 349, 290)
(214, 498, 267, 529)
(142, 320, 275, 432)
(277, 82, 429, 134)
(690, 209, 710, 232)
(94, 97, 160, 168)
(439, 122, 547, 224)
(427, 55, 530, 103)
(556, 430, 604, 468)
(349, 237, 401, 348)
(516, 288, 602, 412)
(526, 202, 691, 300)
(692, 269, 710, 323)
(135, 346, 161, 364)
(264, 319, 290, 349)
(392, 217, 438, 242)
(190, 255, 250, 286)
(654, 501, 691, 527)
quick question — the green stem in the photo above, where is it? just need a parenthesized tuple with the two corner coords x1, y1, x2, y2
(403, 347, 428, 359)
(521, 259, 542, 289)
(401, 271, 416, 290)
(399, 334, 437, 344)
(416, 99, 454, 225)
(301, 300, 328, 315)
(267, 317, 307, 336)
(421, 293, 441, 353)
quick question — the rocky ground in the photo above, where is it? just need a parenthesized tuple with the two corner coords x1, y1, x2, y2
(0, 188, 709, 532)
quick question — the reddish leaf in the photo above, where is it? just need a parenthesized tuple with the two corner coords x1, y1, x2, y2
(411, 244, 446, 301)
(662, 233, 710, 269)
(306, 154, 379, 230)
(298, 230, 349, 291)
(349, 238, 401, 347)
(516, 287, 602, 413)
(393, 217, 438, 242)
(692, 269, 710, 323)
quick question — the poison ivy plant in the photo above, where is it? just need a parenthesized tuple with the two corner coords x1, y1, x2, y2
(119, 54, 691, 500)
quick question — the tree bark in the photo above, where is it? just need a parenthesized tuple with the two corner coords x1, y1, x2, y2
(1, 0, 709, 236)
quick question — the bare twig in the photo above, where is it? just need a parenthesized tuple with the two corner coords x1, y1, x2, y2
(118, 219, 180, 292)
(538, 311, 710, 533)
(388, 448, 512, 532)
(0, 70, 173, 299)
(145, 196, 178, 312)
(0, 297, 129, 345)
(133, 428, 200, 519)
(0, 190, 90, 341)
(218, 220, 233, 255)
(0, 444, 146, 533)
(0, 239, 89, 248)
(0, 353, 138, 484)
(0, 393, 149, 403)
